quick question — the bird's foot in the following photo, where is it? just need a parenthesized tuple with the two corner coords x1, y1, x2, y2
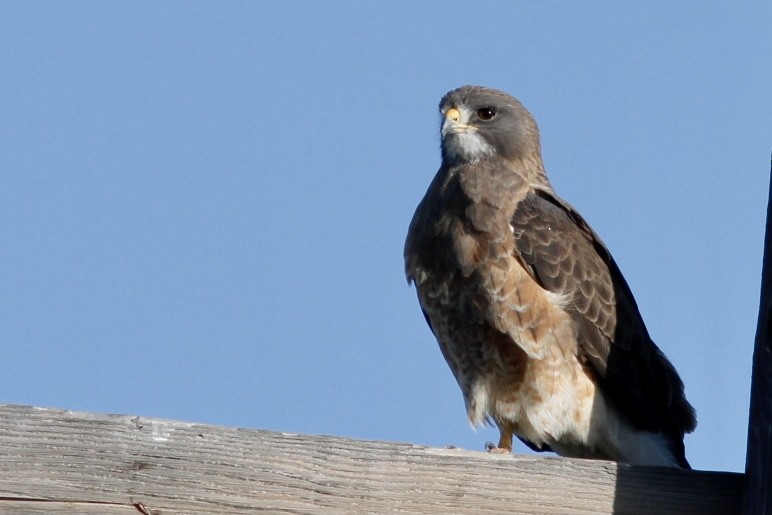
(485, 441, 511, 454)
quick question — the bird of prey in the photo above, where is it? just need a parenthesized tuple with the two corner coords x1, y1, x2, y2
(404, 86, 696, 468)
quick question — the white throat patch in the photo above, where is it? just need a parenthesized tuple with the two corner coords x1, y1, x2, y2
(441, 106, 495, 163)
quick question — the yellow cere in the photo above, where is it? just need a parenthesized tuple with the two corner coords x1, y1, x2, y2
(445, 108, 460, 122)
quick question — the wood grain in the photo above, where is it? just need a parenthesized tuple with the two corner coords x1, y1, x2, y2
(0, 404, 742, 514)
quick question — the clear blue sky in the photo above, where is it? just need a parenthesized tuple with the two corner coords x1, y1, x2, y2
(1, 2, 769, 473)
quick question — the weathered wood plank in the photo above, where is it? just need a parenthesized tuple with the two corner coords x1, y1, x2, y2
(0, 502, 135, 514)
(744, 157, 772, 515)
(0, 404, 742, 514)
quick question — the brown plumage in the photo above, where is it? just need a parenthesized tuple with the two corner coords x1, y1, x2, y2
(404, 86, 696, 467)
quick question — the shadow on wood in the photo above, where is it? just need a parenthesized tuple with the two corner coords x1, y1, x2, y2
(0, 403, 741, 514)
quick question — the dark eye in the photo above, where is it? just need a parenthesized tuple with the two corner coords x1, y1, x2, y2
(476, 107, 496, 121)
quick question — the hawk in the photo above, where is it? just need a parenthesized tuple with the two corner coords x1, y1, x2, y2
(404, 86, 696, 468)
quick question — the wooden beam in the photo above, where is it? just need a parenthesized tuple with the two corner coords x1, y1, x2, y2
(744, 157, 772, 514)
(0, 404, 741, 514)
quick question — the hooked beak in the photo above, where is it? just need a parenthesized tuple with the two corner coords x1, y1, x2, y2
(442, 107, 475, 136)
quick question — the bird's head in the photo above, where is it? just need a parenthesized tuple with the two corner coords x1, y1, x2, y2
(439, 86, 543, 168)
